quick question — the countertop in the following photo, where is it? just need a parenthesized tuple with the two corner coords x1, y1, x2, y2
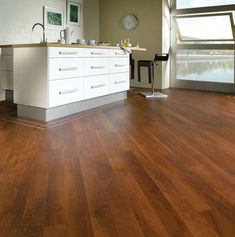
(0, 42, 146, 51)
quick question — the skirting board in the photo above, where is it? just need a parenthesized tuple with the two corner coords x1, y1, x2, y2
(17, 91, 127, 122)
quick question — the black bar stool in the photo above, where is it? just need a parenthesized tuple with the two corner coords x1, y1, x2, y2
(139, 53, 169, 98)
(138, 60, 154, 83)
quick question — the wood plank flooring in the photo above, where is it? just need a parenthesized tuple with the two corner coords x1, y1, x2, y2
(0, 88, 235, 237)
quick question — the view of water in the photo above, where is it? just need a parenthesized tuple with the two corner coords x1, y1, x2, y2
(177, 57, 234, 83)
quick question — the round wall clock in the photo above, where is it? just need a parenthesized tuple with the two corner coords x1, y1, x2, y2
(122, 14, 138, 31)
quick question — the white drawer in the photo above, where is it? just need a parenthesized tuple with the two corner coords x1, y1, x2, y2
(84, 75, 109, 99)
(85, 48, 110, 57)
(110, 57, 129, 73)
(48, 58, 84, 80)
(109, 49, 129, 57)
(49, 77, 84, 107)
(109, 72, 129, 94)
(84, 58, 109, 76)
(48, 47, 87, 58)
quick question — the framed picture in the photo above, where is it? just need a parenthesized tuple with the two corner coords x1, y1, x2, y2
(67, 1, 81, 26)
(43, 6, 64, 29)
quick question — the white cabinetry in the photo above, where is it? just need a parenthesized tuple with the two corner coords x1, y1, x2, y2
(49, 77, 84, 107)
(14, 46, 129, 114)
(109, 72, 129, 94)
(48, 58, 84, 80)
(84, 58, 109, 76)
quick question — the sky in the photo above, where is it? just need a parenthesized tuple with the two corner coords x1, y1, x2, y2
(177, 0, 235, 9)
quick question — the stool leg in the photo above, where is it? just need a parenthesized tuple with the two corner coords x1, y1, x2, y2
(148, 66, 151, 84)
(138, 64, 141, 82)
(139, 62, 168, 98)
(151, 63, 155, 95)
(131, 62, 134, 79)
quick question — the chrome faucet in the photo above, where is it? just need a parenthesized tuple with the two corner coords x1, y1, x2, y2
(32, 23, 47, 43)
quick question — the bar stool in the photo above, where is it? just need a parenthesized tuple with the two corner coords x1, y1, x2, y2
(138, 60, 153, 83)
(139, 53, 169, 98)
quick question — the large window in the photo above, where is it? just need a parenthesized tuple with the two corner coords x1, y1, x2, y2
(176, 13, 234, 41)
(173, 0, 235, 84)
(177, 0, 235, 9)
(177, 49, 234, 83)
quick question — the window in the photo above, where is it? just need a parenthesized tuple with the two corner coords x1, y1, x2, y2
(177, 0, 235, 9)
(176, 14, 234, 41)
(173, 0, 235, 84)
(177, 49, 234, 83)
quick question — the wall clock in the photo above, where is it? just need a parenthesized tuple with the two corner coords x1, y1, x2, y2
(122, 14, 138, 31)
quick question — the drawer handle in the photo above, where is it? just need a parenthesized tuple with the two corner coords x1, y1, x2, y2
(115, 64, 126, 67)
(91, 52, 105, 55)
(59, 51, 78, 55)
(91, 84, 106, 89)
(91, 66, 105, 69)
(59, 67, 78, 71)
(115, 52, 126, 55)
(59, 89, 78, 95)
(115, 80, 126, 84)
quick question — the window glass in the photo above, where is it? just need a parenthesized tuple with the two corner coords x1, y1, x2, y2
(176, 14, 234, 41)
(177, 49, 234, 83)
(177, 0, 235, 9)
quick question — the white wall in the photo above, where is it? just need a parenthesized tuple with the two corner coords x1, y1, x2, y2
(0, 0, 84, 45)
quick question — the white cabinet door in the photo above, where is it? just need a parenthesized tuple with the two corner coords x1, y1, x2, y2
(110, 57, 129, 73)
(85, 48, 110, 57)
(48, 58, 84, 80)
(49, 77, 84, 107)
(84, 74, 109, 99)
(109, 72, 129, 94)
(84, 58, 109, 76)
(48, 47, 87, 58)
(109, 49, 128, 57)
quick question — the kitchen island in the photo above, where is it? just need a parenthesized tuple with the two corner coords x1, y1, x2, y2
(0, 43, 145, 121)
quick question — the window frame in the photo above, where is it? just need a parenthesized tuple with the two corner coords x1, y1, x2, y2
(176, 1, 235, 11)
(175, 12, 235, 42)
(171, 0, 235, 89)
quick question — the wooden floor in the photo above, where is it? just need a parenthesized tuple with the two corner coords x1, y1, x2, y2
(0, 88, 235, 237)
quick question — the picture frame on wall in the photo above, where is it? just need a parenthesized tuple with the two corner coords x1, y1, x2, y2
(67, 1, 81, 26)
(43, 6, 64, 29)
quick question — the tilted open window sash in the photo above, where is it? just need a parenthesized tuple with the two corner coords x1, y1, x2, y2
(176, 13, 235, 42)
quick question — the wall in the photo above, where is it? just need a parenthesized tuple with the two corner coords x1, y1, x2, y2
(162, 0, 171, 89)
(84, 0, 100, 41)
(0, 0, 84, 45)
(100, 0, 169, 89)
